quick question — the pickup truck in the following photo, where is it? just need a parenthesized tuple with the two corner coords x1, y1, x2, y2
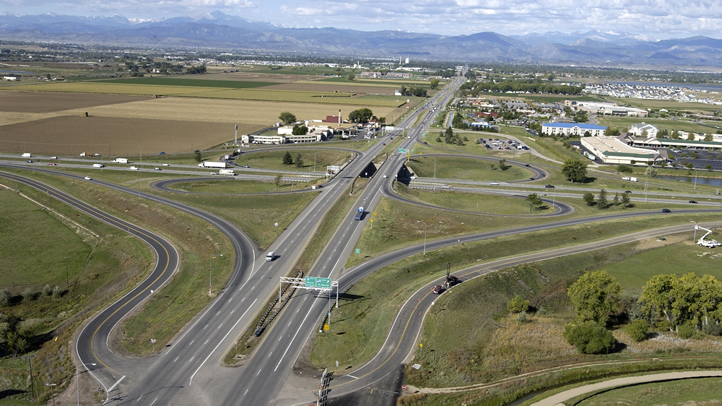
(354, 207, 364, 221)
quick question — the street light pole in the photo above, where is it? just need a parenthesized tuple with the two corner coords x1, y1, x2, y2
(694, 168, 698, 190)
(23, 355, 36, 400)
(209, 255, 215, 295)
(45, 383, 57, 406)
(77, 362, 96, 406)
(417, 221, 427, 255)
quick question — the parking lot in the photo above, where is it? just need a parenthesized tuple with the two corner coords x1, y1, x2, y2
(669, 149, 722, 171)
(477, 137, 529, 151)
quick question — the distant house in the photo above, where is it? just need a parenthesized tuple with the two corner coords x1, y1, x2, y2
(629, 122, 658, 138)
(542, 122, 607, 137)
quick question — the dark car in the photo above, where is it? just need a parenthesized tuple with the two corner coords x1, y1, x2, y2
(529, 177, 535, 180)
(689, 200, 698, 204)
(625, 190, 632, 194)
(525, 164, 531, 167)
(662, 208, 671, 213)
(545, 184, 554, 188)
(433, 285, 443, 294)
(158, 152, 165, 155)
(25, 160, 33, 163)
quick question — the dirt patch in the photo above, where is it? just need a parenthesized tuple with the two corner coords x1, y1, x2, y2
(0, 91, 148, 113)
(635, 233, 689, 251)
(0, 115, 255, 155)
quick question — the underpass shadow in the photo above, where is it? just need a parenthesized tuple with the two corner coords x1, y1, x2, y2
(0, 389, 25, 399)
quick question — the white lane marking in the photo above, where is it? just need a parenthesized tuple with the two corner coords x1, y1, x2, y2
(188, 356, 194, 362)
(229, 298, 232, 302)
(251, 286, 255, 290)
(216, 311, 221, 316)
(231, 309, 235, 315)
(149, 398, 157, 406)
(204, 325, 208, 329)
(189, 340, 195, 346)
(218, 323, 223, 329)
(347, 374, 359, 379)
(244, 389, 249, 396)
(257, 369, 262, 376)
(173, 357, 179, 363)
(288, 321, 292, 326)
(136, 395, 143, 402)
(205, 339, 209, 345)
(268, 351, 273, 358)
(189, 299, 257, 386)
(274, 297, 317, 371)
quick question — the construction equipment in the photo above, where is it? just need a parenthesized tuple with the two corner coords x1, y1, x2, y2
(696, 225, 721, 248)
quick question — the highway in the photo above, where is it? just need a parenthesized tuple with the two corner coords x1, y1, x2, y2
(6, 71, 721, 406)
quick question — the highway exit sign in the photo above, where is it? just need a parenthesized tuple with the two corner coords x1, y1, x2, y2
(305, 276, 332, 289)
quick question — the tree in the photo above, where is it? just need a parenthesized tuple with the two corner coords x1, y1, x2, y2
(444, 126, 454, 144)
(282, 151, 293, 165)
(349, 108, 373, 123)
(598, 188, 608, 209)
(429, 79, 440, 89)
(583, 192, 595, 206)
(526, 193, 543, 211)
(563, 321, 616, 354)
(292, 124, 308, 135)
(347, 72, 355, 81)
(508, 295, 530, 313)
(1, 314, 29, 357)
(279, 111, 297, 125)
(622, 192, 631, 208)
(705, 133, 713, 142)
(567, 271, 621, 325)
(561, 160, 587, 183)
(617, 164, 633, 173)
(194, 150, 202, 163)
(436, 136, 442, 142)
(626, 320, 650, 342)
(295, 153, 304, 168)
(613, 192, 620, 206)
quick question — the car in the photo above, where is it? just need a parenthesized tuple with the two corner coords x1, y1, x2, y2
(383, 175, 388, 178)
(158, 152, 165, 155)
(25, 160, 33, 163)
(529, 177, 535, 180)
(545, 184, 554, 188)
(50, 156, 57, 159)
(625, 190, 632, 194)
(490, 182, 500, 185)
(154, 167, 161, 171)
(129, 166, 138, 170)
(48, 163, 57, 166)
(433, 285, 443, 294)
(242, 165, 250, 168)
(84, 176, 92, 180)
(662, 208, 671, 213)
(689, 200, 698, 204)
(525, 164, 531, 167)
(162, 163, 169, 166)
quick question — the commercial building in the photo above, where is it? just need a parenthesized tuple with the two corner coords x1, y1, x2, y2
(542, 122, 607, 137)
(565, 100, 648, 117)
(581, 136, 662, 165)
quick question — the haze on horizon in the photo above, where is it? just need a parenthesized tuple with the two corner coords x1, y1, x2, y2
(1, 0, 719, 40)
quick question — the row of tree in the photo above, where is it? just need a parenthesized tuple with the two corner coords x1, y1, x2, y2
(460, 81, 583, 96)
(583, 189, 631, 209)
(399, 86, 428, 97)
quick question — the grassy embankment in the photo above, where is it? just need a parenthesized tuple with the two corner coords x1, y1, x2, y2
(309, 187, 721, 374)
(570, 376, 722, 405)
(0, 177, 153, 405)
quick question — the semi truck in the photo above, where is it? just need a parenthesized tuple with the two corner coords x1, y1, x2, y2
(198, 161, 228, 169)
(218, 169, 236, 176)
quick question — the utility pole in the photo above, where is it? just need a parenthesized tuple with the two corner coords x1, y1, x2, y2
(65, 257, 69, 287)
(23, 355, 36, 400)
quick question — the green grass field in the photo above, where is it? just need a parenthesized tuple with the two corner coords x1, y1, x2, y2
(397, 185, 549, 215)
(0, 189, 91, 285)
(235, 148, 352, 172)
(166, 179, 304, 194)
(597, 116, 716, 134)
(406, 155, 533, 182)
(101, 77, 279, 88)
(575, 377, 722, 405)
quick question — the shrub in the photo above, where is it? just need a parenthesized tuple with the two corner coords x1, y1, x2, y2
(0, 289, 10, 306)
(43, 284, 52, 296)
(516, 311, 530, 323)
(52, 286, 62, 299)
(626, 320, 650, 342)
(507, 295, 530, 313)
(563, 321, 616, 354)
(678, 323, 696, 339)
(21, 288, 35, 302)
(617, 164, 633, 173)
(702, 322, 721, 336)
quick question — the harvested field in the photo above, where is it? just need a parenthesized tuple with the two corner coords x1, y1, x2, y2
(0, 115, 250, 155)
(263, 83, 397, 95)
(0, 91, 149, 113)
(102, 77, 279, 88)
(207, 71, 312, 82)
(65, 97, 399, 126)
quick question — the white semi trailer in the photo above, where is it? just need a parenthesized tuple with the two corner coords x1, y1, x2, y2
(198, 161, 228, 169)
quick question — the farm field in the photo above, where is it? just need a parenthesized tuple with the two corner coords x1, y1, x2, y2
(0, 91, 148, 113)
(0, 115, 241, 155)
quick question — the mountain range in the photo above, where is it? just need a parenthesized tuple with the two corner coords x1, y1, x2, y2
(1, 11, 721, 68)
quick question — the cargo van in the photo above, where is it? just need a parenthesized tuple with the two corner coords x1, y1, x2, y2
(92, 163, 104, 168)
(265, 252, 275, 262)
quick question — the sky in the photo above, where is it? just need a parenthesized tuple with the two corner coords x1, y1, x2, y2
(1, 0, 720, 39)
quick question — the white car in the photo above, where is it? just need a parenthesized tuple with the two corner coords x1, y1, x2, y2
(162, 163, 169, 166)
(84, 176, 92, 180)
(129, 166, 138, 170)
(490, 182, 499, 185)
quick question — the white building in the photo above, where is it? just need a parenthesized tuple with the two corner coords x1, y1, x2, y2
(581, 136, 661, 166)
(629, 122, 658, 138)
(542, 122, 607, 137)
(241, 134, 286, 145)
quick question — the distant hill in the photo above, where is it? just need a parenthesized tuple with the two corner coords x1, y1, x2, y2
(1, 11, 721, 67)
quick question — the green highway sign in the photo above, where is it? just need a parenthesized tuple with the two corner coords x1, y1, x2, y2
(305, 276, 332, 289)
(398, 148, 407, 153)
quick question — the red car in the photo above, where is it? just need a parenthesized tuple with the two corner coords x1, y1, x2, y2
(433, 285, 442, 294)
